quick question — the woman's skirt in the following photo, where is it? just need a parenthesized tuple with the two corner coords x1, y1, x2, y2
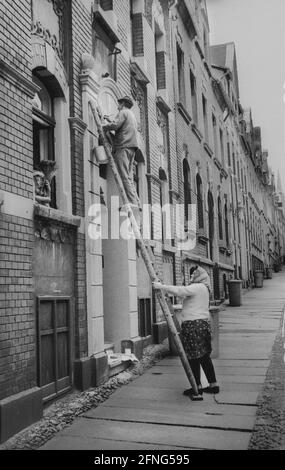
(180, 319, 212, 360)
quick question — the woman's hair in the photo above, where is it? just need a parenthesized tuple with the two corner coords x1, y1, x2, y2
(190, 265, 199, 276)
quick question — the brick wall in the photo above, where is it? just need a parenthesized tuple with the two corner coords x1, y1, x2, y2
(0, 0, 32, 81)
(0, 0, 34, 199)
(0, 80, 34, 199)
(0, 214, 35, 400)
(0, 1, 36, 400)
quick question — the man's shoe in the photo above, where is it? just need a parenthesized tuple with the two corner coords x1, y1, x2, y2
(203, 386, 220, 394)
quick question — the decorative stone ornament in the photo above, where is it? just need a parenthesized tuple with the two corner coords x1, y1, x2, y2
(33, 160, 57, 207)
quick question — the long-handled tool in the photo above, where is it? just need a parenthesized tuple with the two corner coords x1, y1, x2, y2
(89, 101, 199, 397)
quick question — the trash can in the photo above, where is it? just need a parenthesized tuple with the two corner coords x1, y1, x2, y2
(254, 270, 263, 288)
(266, 267, 273, 279)
(228, 279, 242, 306)
(209, 306, 220, 358)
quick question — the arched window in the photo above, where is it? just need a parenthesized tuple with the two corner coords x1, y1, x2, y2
(208, 191, 214, 261)
(32, 73, 56, 208)
(183, 159, 191, 221)
(218, 196, 223, 240)
(196, 174, 204, 229)
(133, 148, 145, 199)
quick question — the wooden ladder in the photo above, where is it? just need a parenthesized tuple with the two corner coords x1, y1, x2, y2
(90, 101, 198, 396)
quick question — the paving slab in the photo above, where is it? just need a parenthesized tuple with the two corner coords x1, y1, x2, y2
(127, 371, 264, 387)
(151, 365, 267, 376)
(41, 417, 251, 450)
(41, 436, 190, 450)
(101, 396, 257, 416)
(83, 405, 256, 431)
(156, 359, 270, 368)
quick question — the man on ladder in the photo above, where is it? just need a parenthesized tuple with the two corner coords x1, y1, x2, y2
(90, 100, 200, 400)
(102, 95, 141, 225)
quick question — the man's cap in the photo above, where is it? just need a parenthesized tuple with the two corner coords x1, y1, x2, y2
(118, 95, 134, 108)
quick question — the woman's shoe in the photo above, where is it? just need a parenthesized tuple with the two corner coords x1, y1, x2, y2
(183, 388, 203, 396)
(203, 386, 220, 394)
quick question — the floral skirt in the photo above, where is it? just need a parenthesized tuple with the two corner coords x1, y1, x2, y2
(180, 319, 212, 360)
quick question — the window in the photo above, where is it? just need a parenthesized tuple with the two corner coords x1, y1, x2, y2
(93, 21, 117, 80)
(208, 191, 215, 261)
(159, 169, 169, 244)
(196, 174, 204, 229)
(212, 114, 218, 156)
(232, 152, 236, 175)
(100, 0, 113, 10)
(219, 129, 225, 166)
(155, 31, 166, 90)
(225, 203, 229, 245)
(32, 74, 56, 208)
(177, 43, 185, 105)
(138, 298, 152, 337)
(218, 196, 223, 240)
(183, 159, 191, 222)
(227, 141, 231, 166)
(203, 28, 209, 62)
(190, 70, 198, 124)
(202, 95, 208, 142)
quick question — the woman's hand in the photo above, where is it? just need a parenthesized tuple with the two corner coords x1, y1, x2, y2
(153, 282, 164, 290)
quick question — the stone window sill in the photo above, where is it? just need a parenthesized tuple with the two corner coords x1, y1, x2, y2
(34, 203, 81, 228)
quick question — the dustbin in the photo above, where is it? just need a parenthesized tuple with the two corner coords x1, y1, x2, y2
(266, 267, 273, 279)
(228, 279, 242, 306)
(254, 270, 263, 288)
(274, 264, 280, 273)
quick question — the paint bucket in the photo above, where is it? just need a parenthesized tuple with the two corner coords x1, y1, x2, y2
(94, 146, 108, 164)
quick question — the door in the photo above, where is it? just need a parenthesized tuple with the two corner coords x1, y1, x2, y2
(37, 296, 72, 402)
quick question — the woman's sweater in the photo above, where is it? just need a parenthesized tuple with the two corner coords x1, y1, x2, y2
(160, 283, 210, 322)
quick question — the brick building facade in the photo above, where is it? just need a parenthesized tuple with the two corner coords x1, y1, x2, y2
(0, 0, 284, 442)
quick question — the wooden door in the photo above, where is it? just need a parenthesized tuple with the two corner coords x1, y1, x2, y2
(37, 297, 72, 402)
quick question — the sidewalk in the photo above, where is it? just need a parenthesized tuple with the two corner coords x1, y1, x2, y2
(41, 272, 285, 451)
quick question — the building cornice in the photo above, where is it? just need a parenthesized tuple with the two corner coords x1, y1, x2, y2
(146, 173, 162, 186)
(68, 117, 88, 134)
(0, 59, 39, 98)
